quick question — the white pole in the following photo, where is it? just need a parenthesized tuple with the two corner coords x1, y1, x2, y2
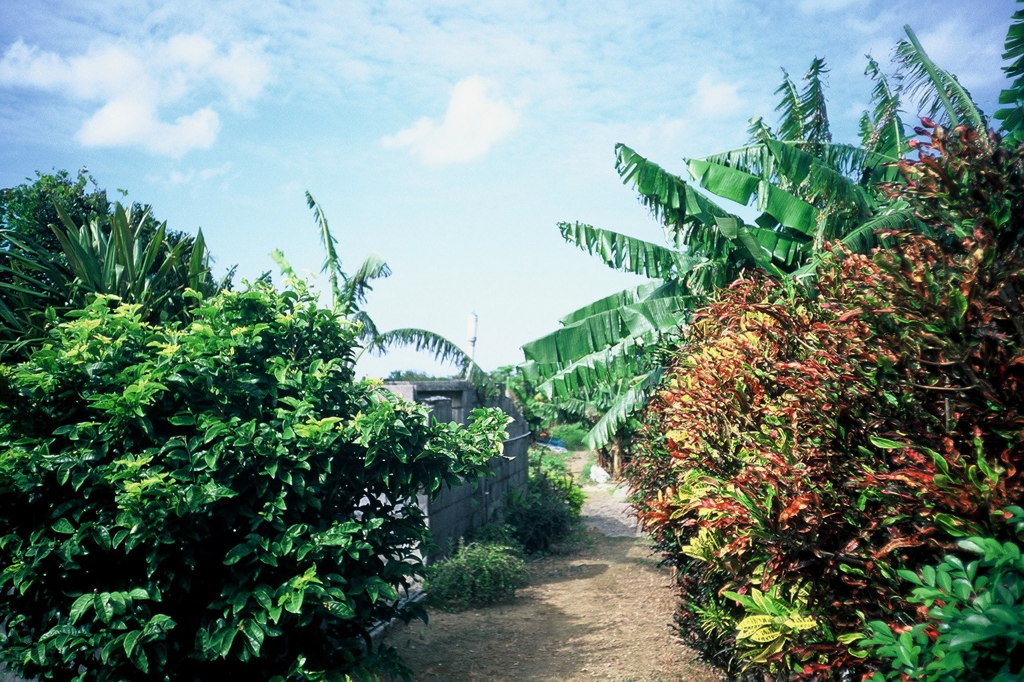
(465, 313, 478, 379)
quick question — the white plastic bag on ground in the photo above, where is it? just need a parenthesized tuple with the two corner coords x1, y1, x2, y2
(589, 465, 611, 483)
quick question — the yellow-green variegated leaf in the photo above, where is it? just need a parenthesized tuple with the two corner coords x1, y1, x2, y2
(783, 614, 817, 631)
(749, 588, 771, 613)
(752, 635, 788, 663)
(748, 626, 783, 644)
(737, 614, 775, 633)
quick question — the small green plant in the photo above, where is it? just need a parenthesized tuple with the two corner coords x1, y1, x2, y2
(528, 445, 571, 477)
(424, 541, 527, 611)
(549, 473, 585, 516)
(722, 585, 819, 672)
(862, 507, 1024, 681)
(527, 446, 585, 517)
(503, 475, 579, 554)
(467, 522, 525, 556)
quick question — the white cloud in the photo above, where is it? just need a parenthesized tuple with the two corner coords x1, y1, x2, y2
(692, 74, 744, 118)
(381, 76, 520, 165)
(0, 34, 269, 157)
(77, 98, 220, 156)
(210, 42, 272, 109)
(154, 162, 233, 187)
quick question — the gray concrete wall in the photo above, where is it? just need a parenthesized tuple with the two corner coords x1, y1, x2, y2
(386, 381, 530, 560)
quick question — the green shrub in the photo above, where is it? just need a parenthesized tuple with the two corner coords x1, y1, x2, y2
(862, 508, 1024, 681)
(528, 445, 570, 477)
(548, 423, 589, 450)
(468, 522, 525, 555)
(549, 473, 585, 517)
(424, 541, 527, 611)
(527, 447, 585, 516)
(503, 475, 579, 554)
(0, 286, 506, 681)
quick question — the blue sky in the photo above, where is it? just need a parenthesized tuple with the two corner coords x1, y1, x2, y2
(0, 0, 1016, 378)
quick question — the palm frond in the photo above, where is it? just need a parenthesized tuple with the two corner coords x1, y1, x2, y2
(351, 310, 382, 346)
(695, 140, 881, 222)
(790, 206, 922, 279)
(343, 253, 392, 310)
(714, 217, 787, 276)
(773, 58, 831, 144)
(558, 222, 696, 279)
(686, 158, 819, 234)
(746, 116, 775, 144)
(373, 327, 472, 369)
(774, 68, 805, 142)
(684, 158, 759, 205)
(895, 26, 987, 132)
(614, 143, 735, 248)
(374, 326, 491, 385)
(305, 191, 344, 310)
(769, 140, 872, 216)
(521, 295, 690, 366)
(699, 143, 773, 179)
(801, 57, 832, 144)
(862, 56, 907, 159)
(560, 280, 689, 326)
(798, 140, 900, 178)
(584, 367, 663, 449)
(532, 334, 648, 400)
(270, 249, 299, 283)
(995, 6, 1024, 143)
(848, 205, 922, 242)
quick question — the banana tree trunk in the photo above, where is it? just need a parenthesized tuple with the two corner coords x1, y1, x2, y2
(599, 433, 626, 478)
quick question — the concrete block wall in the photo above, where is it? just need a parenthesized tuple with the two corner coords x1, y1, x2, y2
(386, 381, 530, 560)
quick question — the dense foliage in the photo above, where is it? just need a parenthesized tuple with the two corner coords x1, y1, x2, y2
(528, 447, 586, 516)
(862, 508, 1024, 681)
(519, 25, 955, 454)
(0, 172, 226, 361)
(423, 541, 527, 611)
(546, 423, 589, 451)
(0, 170, 112, 254)
(0, 284, 506, 681)
(627, 122, 1023, 679)
(502, 474, 581, 555)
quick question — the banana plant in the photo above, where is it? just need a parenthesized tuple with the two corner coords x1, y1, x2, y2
(522, 21, 1012, 453)
(995, 5, 1024, 145)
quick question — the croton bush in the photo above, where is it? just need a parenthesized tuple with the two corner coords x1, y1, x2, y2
(627, 123, 1023, 679)
(0, 283, 506, 680)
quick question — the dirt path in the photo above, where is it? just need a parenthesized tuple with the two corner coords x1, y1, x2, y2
(383, 455, 723, 681)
